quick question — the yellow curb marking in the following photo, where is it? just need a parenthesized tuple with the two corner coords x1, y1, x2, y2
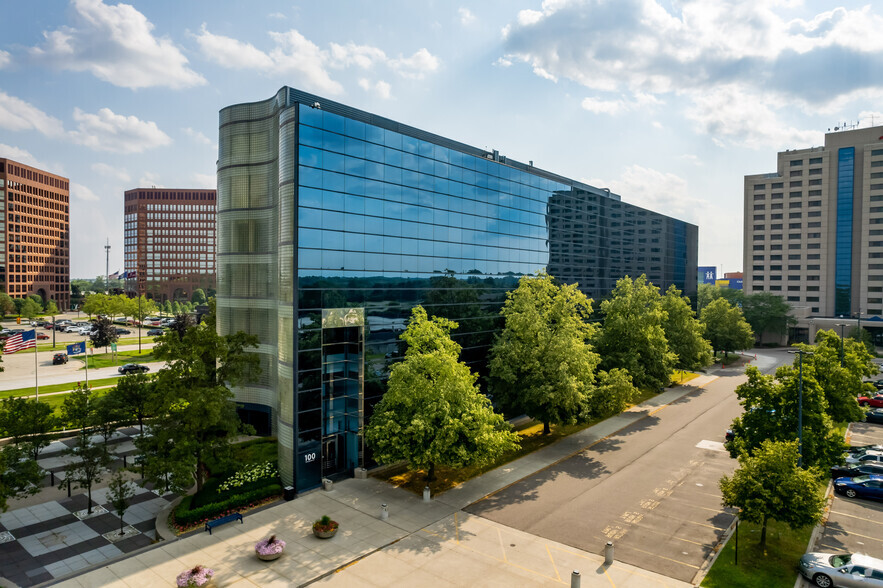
(829, 510, 883, 524)
(546, 544, 562, 583)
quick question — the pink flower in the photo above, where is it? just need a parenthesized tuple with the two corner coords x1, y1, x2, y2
(176, 565, 215, 587)
(255, 535, 286, 555)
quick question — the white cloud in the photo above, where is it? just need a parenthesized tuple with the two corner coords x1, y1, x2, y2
(0, 50, 10, 68)
(501, 0, 883, 147)
(268, 12, 286, 20)
(494, 57, 513, 67)
(581, 93, 661, 116)
(458, 7, 476, 25)
(70, 107, 172, 154)
(389, 48, 440, 79)
(138, 172, 163, 188)
(193, 173, 215, 189)
(194, 26, 440, 93)
(0, 92, 64, 137)
(679, 154, 703, 166)
(183, 127, 216, 149)
(91, 162, 130, 181)
(30, 0, 205, 90)
(651, 121, 663, 129)
(0, 144, 48, 169)
(71, 181, 100, 202)
(358, 78, 392, 99)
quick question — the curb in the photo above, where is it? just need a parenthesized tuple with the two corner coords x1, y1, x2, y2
(692, 516, 738, 586)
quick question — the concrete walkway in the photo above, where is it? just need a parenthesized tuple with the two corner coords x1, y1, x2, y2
(47, 374, 719, 588)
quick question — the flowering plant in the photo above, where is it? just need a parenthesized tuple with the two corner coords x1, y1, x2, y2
(255, 534, 286, 555)
(218, 462, 278, 493)
(313, 515, 338, 533)
(176, 565, 214, 587)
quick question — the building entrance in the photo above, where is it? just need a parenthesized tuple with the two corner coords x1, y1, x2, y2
(319, 308, 364, 482)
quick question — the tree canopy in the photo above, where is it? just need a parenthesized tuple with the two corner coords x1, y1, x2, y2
(804, 331, 875, 423)
(660, 284, 713, 371)
(596, 274, 676, 391)
(700, 298, 754, 357)
(727, 365, 845, 470)
(489, 271, 605, 433)
(720, 440, 825, 549)
(741, 292, 795, 343)
(366, 306, 519, 482)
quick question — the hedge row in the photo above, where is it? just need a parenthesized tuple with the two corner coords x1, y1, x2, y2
(173, 483, 283, 528)
(191, 475, 281, 509)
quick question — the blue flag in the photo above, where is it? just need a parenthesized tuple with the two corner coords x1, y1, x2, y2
(67, 341, 86, 356)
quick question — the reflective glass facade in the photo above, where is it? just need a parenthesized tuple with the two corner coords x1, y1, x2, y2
(218, 87, 698, 491)
(836, 147, 855, 315)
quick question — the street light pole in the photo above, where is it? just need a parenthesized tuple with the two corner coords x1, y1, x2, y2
(789, 349, 814, 468)
(835, 323, 847, 367)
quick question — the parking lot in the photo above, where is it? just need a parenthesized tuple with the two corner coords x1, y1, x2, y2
(805, 420, 883, 584)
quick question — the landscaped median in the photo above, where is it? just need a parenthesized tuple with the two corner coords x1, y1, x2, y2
(374, 372, 699, 496)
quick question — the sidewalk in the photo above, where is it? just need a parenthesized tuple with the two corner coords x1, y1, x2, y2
(41, 375, 717, 588)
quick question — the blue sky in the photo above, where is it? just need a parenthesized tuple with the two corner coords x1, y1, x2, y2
(2, 0, 883, 279)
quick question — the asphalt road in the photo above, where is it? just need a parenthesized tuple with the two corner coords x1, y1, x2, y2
(466, 352, 787, 583)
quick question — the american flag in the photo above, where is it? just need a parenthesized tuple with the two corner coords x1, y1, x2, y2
(3, 329, 36, 353)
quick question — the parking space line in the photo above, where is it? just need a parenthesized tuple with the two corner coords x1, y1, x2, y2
(545, 544, 562, 583)
(664, 495, 731, 514)
(829, 510, 883, 524)
(821, 528, 883, 544)
(635, 504, 732, 531)
(611, 542, 701, 570)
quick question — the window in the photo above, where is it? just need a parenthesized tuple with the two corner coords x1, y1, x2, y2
(790, 170, 803, 177)
(771, 182, 783, 189)
(754, 184, 766, 191)
(754, 194, 766, 201)
(809, 157, 823, 164)
(809, 178, 822, 186)
(790, 160, 803, 166)
(753, 204, 765, 211)
(790, 181, 803, 187)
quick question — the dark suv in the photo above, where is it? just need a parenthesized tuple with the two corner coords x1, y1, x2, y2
(52, 353, 68, 365)
(119, 363, 149, 375)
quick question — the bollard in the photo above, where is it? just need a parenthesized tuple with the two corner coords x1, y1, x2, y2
(123, 455, 127, 467)
(50, 471, 55, 486)
(323, 478, 333, 491)
(604, 541, 614, 565)
(67, 479, 71, 498)
(380, 503, 389, 521)
(571, 570, 580, 588)
(423, 486, 431, 502)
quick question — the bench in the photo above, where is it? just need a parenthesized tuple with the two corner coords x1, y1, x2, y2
(205, 512, 243, 534)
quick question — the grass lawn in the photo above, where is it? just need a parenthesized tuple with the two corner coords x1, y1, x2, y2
(0, 377, 122, 400)
(375, 386, 662, 496)
(701, 518, 812, 588)
(74, 350, 155, 370)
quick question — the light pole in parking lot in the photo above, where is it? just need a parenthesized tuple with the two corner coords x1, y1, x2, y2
(836, 323, 847, 367)
(789, 348, 813, 468)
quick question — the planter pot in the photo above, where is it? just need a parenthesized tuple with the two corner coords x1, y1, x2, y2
(257, 551, 283, 561)
(313, 527, 338, 539)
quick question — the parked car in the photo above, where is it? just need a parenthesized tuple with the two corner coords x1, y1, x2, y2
(848, 445, 883, 455)
(798, 552, 883, 587)
(30, 320, 46, 327)
(115, 328, 131, 335)
(147, 328, 164, 336)
(857, 394, 883, 408)
(830, 463, 883, 479)
(63, 325, 80, 333)
(78, 327, 94, 336)
(52, 353, 68, 365)
(44, 323, 55, 330)
(725, 429, 735, 442)
(118, 363, 149, 375)
(36, 333, 49, 340)
(834, 475, 883, 501)
(845, 450, 883, 465)
(867, 409, 883, 425)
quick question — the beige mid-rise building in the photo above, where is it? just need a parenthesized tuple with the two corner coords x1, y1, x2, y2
(744, 125, 883, 342)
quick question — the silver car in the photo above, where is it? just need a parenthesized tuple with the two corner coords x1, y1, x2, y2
(799, 552, 883, 587)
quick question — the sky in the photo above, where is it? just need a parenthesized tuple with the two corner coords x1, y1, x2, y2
(3, 0, 883, 279)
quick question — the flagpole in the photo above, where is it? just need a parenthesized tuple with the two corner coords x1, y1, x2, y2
(34, 332, 39, 401)
(84, 338, 89, 387)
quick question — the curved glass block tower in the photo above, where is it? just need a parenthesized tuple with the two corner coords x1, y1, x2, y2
(218, 87, 698, 491)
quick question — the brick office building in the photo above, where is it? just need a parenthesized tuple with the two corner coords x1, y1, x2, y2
(0, 158, 70, 310)
(123, 188, 216, 303)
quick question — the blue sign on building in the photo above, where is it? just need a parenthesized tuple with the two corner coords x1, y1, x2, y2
(698, 266, 717, 284)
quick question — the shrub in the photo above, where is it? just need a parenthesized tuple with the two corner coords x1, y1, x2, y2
(172, 484, 283, 528)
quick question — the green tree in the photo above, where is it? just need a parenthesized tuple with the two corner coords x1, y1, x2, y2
(172, 301, 182, 315)
(109, 372, 155, 436)
(107, 471, 136, 536)
(366, 306, 519, 482)
(29, 294, 43, 308)
(0, 397, 57, 461)
(145, 300, 259, 492)
(720, 440, 825, 549)
(91, 275, 106, 293)
(163, 300, 174, 315)
(13, 297, 25, 316)
(0, 292, 15, 316)
(44, 300, 59, 319)
(60, 439, 110, 515)
(20, 297, 42, 320)
(596, 275, 677, 391)
(92, 395, 125, 455)
(82, 292, 109, 319)
(191, 288, 207, 304)
(591, 368, 639, 419)
(741, 292, 795, 344)
(807, 330, 874, 423)
(489, 271, 603, 434)
(727, 365, 845, 470)
(848, 325, 875, 355)
(660, 285, 713, 372)
(700, 298, 754, 358)
(0, 444, 43, 512)
(61, 383, 96, 445)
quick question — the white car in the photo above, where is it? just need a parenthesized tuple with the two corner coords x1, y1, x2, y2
(64, 325, 80, 333)
(845, 450, 883, 465)
(799, 552, 883, 587)
(78, 326, 94, 336)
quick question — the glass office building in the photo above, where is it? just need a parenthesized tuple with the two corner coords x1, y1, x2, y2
(217, 87, 698, 491)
